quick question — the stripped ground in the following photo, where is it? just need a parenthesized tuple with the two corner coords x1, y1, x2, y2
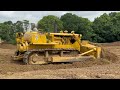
(0, 42, 120, 79)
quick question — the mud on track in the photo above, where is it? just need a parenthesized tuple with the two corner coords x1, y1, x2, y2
(0, 43, 119, 76)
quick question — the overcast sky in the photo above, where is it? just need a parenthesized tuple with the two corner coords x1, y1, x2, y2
(0, 11, 120, 24)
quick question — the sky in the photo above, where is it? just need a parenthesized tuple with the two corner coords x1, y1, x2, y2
(0, 11, 120, 24)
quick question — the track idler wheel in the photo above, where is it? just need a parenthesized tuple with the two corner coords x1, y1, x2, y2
(23, 51, 48, 65)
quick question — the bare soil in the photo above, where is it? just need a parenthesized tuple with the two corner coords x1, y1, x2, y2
(0, 42, 120, 79)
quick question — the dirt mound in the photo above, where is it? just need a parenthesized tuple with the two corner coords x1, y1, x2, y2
(85, 42, 119, 63)
(0, 43, 16, 49)
(101, 47, 119, 63)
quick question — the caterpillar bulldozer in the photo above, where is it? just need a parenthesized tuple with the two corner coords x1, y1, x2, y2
(13, 30, 101, 65)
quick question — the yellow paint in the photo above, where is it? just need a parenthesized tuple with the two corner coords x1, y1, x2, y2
(15, 31, 101, 61)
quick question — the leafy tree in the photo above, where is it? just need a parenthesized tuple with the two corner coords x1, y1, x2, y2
(37, 15, 63, 32)
(0, 20, 26, 44)
(23, 20, 29, 32)
(92, 13, 111, 42)
(1, 12, 120, 45)
(109, 12, 120, 41)
(60, 13, 94, 41)
(77, 17, 94, 41)
(14, 21, 24, 33)
(92, 12, 120, 43)
(4, 21, 13, 25)
(0, 22, 14, 43)
(60, 13, 79, 32)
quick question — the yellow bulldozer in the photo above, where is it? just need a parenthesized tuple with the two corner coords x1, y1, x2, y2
(13, 30, 101, 65)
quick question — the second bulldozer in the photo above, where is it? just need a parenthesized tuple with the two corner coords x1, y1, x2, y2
(13, 30, 101, 65)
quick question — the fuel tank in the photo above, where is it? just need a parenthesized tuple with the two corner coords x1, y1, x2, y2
(23, 31, 47, 44)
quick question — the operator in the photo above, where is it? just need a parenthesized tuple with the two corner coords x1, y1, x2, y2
(32, 27, 38, 32)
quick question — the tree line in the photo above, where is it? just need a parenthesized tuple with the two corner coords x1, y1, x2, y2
(0, 20, 35, 44)
(0, 12, 120, 44)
